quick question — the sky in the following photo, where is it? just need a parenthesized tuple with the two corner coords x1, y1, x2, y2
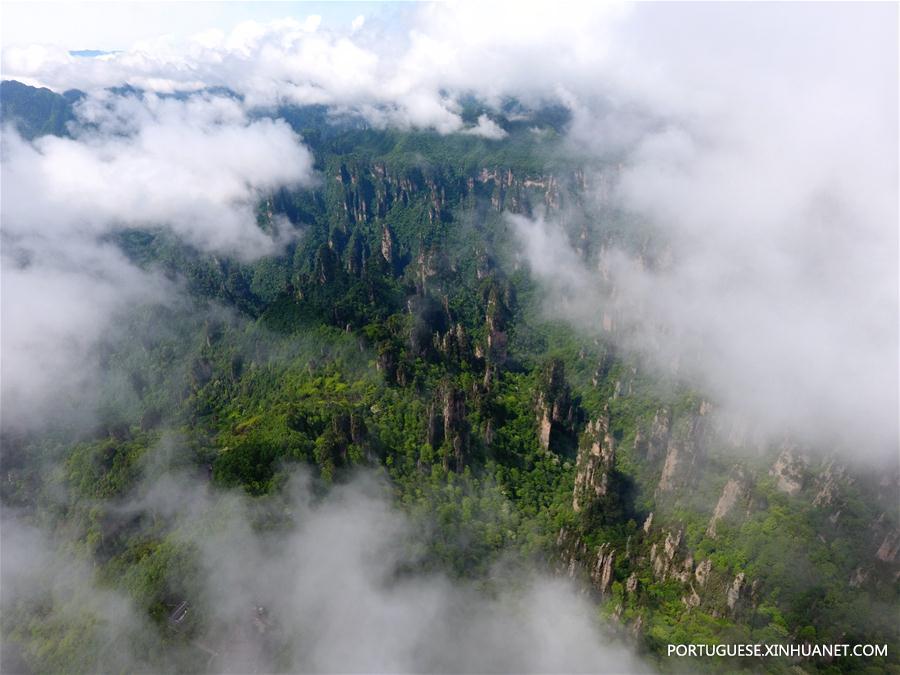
(0, 2, 403, 51)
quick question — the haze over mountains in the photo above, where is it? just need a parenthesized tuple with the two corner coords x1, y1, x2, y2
(1, 3, 897, 674)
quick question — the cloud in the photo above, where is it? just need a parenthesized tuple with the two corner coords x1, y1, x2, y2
(4, 92, 314, 255)
(464, 114, 507, 140)
(0, 91, 316, 429)
(508, 5, 899, 463)
(0, 513, 164, 673)
(0, 4, 630, 133)
(0, 238, 167, 431)
(1, 469, 649, 673)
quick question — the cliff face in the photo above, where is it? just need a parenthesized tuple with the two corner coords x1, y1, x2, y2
(332, 159, 575, 235)
(556, 382, 900, 644)
(770, 445, 805, 495)
(424, 382, 470, 473)
(634, 407, 671, 462)
(534, 359, 578, 454)
(572, 413, 616, 513)
(655, 412, 708, 497)
(706, 469, 749, 538)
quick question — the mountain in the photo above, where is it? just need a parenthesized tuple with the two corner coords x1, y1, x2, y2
(2, 81, 898, 674)
(0, 80, 82, 139)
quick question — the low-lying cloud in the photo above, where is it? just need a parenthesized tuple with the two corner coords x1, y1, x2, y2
(510, 4, 898, 463)
(1, 469, 648, 673)
(3, 92, 314, 255)
(1, 91, 316, 428)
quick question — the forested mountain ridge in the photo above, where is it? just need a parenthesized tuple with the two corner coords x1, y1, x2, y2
(2, 80, 898, 674)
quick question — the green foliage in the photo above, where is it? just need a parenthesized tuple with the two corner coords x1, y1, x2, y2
(1, 79, 77, 139)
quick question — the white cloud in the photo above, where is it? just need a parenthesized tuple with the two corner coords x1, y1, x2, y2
(509, 4, 898, 461)
(1, 469, 649, 673)
(0, 3, 629, 133)
(1, 91, 317, 427)
(0, 239, 167, 430)
(8, 92, 313, 255)
(464, 114, 507, 140)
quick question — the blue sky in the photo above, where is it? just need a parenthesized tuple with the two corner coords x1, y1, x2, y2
(1, 1, 412, 50)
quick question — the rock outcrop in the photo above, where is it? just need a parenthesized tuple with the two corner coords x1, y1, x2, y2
(591, 543, 616, 592)
(770, 446, 805, 496)
(426, 383, 470, 472)
(534, 359, 576, 452)
(380, 224, 395, 264)
(706, 468, 748, 538)
(635, 407, 671, 462)
(656, 414, 706, 495)
(727, 573, 746, 610)
(876, 529, 900, 563)
(812, 460, 847, 507)
(572, 413, 616, 513)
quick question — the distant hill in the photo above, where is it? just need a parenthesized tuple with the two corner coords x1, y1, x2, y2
(0, 80, 82, 139)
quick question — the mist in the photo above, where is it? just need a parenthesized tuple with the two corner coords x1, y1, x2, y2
(1, 468, 648, 674)
(1, 90, 316, 429)
(508, 4, 898, 464)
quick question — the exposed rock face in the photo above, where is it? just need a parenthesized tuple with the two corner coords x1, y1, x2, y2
(534, 358, 576, 452)
(539, 412, 552, 450)
(380, 224, 394, 264)
(707, 470, 747, 538)
(484, 285, 509, 367)
(876, 529, 900, 563)
(555, 529, 618, 596)
(727, 573, 746, 610)
(683, 584, 701, 609)
(591, 543, 616, 592)
(427, 384, 470, 472)
(813, 460, 847, 507)
(626, 572, 638, 595)
(426, 401, 443, 450)
(636, 408, 671, 461)
(672, 555, 694, 584)
(656, 443, 680, 493)
(442, 386, 469, 472)
(435, 322, 469, 364)
(657, 415, 706, 495)
(572, 413, 616, 513)
(849, 566, 869, 588)
(694, 559, 712, 587)
(314, 244, 339, 285)
(770, 446, 805, 495)
(414, 247, 446, 295)
(335, 161, 578, 240)
(664, 530, 681, 561)
(650, 529, 684, 580)
(344, 231, 365, 275)
(562, 509, 760, 621)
